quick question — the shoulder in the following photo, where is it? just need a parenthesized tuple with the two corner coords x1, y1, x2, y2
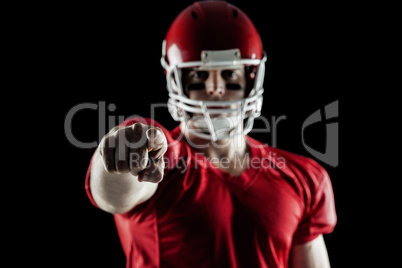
(262, 145, 336, 226)
(251, 138, 331, 195)
(273, 147, 329, 185)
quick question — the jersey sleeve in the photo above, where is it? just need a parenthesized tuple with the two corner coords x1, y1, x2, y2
(292, 160, 337, 245)
(84, 117, 183, 209)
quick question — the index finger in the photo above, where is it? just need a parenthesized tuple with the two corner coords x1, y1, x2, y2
(146, 127, 167, 155)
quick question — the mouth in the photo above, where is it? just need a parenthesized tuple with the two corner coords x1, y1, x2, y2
(190, 115, 239, 130)
(206, 105, 227, 109)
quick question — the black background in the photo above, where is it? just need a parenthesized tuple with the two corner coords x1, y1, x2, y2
(44, 0, 369, 267)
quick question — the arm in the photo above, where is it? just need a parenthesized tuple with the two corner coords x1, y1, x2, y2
(89, 123, 167, 215)
(289, 235, 331, 268)
(90, 147, 158, 214)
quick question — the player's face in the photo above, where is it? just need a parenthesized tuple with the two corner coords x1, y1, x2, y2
(180, 67, 249, 138)
(182, 67, 247, 102)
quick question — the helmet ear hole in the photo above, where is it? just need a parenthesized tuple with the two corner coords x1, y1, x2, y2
(232, 9, 238, 18)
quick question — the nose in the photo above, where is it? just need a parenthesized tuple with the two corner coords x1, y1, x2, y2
(205, 71, 225, 97)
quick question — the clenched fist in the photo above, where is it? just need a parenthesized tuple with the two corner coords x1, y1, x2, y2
(98, 123, 168, 183)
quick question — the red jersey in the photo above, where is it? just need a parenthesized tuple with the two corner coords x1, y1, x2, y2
(85, 118, 337, 268)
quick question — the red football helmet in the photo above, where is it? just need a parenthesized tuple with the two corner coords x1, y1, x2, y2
(161, 1, 266, 140)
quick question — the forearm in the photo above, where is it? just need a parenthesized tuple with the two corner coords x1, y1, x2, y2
(89, 147, 157, 214)
(289, 235, 331, 268)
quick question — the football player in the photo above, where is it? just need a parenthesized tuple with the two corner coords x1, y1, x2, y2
(86, 1, 337, 267)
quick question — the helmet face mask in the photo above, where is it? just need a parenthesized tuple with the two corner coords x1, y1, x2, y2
(163, 49, 266, 141)
(161, 1, 266, 141)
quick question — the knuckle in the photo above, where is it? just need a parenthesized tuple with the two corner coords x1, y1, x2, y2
(131, 122, 146, 133)
(126, 123, 148, 148)
(103, 158, 116, 173)
(129, 149, 148, 172)
(138, 169, 163, 183)
(109, 125, 121, 133)
(115, 160, 129, 173)
(161, 143, 168, 153)
(147, 127, 166, 148)
(142, 160, 165, 183)
(102, 133, 118, 150)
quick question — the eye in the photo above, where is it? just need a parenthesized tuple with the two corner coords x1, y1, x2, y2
(221, 70, 238, 79)
(192, 71, 208, 80)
